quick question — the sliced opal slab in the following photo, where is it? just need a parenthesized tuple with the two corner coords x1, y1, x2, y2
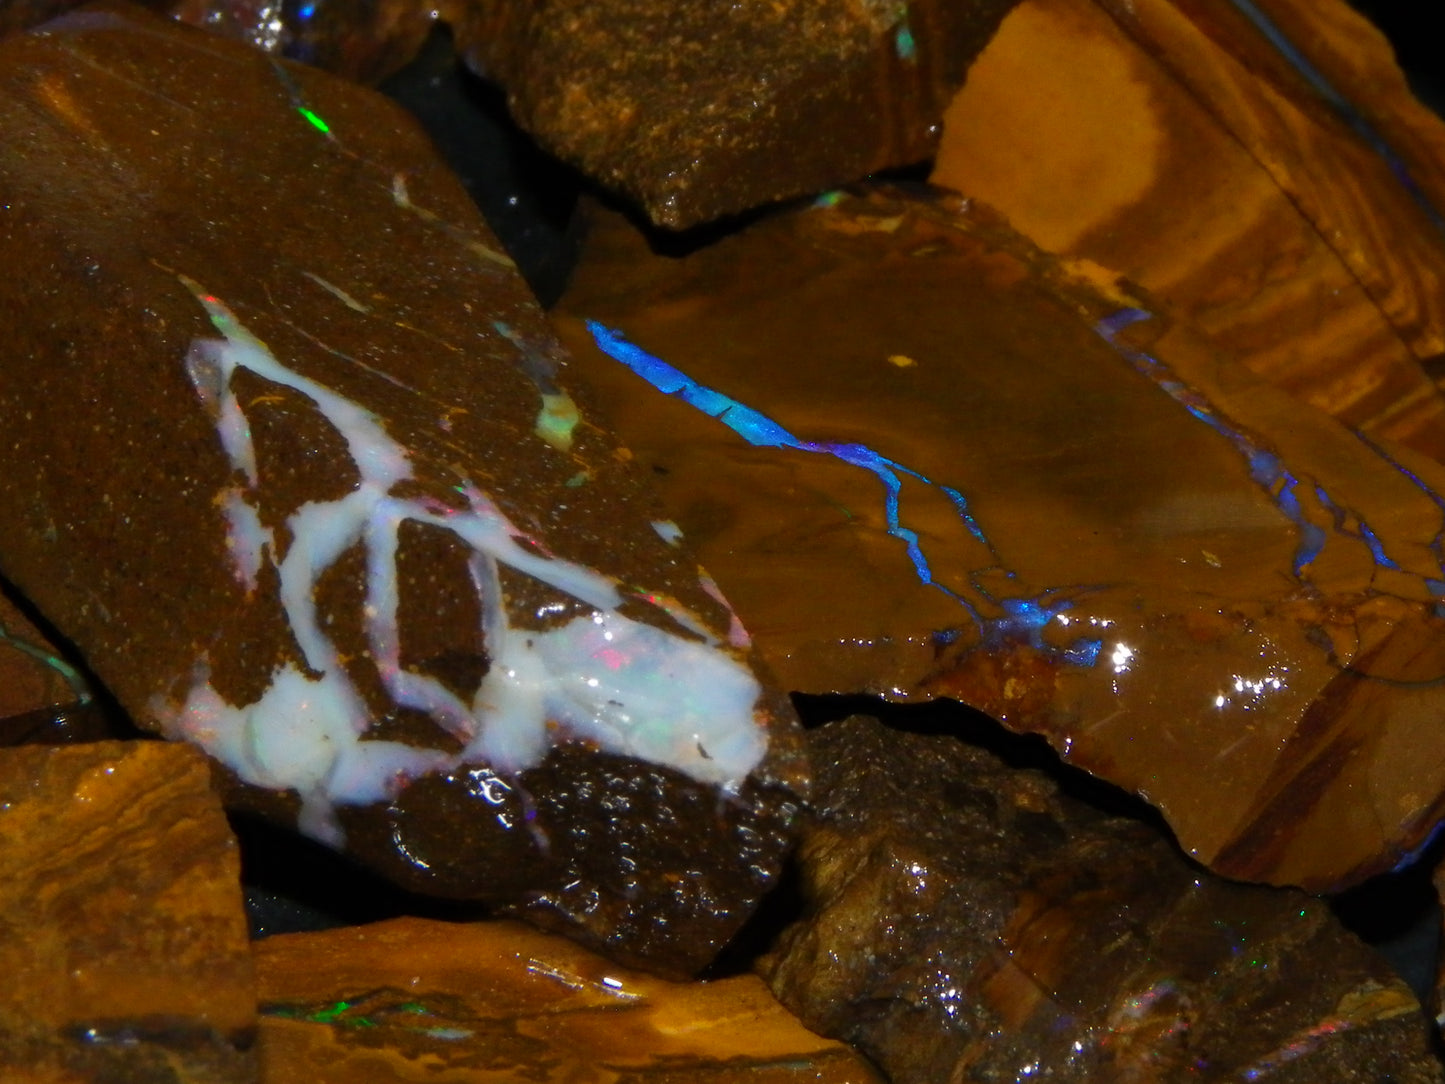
(0, 4, 804, 974)
(556, 189, 1445, 891)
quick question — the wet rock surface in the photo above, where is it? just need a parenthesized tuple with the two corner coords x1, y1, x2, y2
(0, 740, 257, 1083)
(0, 3, 803, 976)
(762, 715, 1444, 1083)
(254, 915, 884, 1082)
(555, 187, 1445, 891)
(3, 0, 1445, 1079)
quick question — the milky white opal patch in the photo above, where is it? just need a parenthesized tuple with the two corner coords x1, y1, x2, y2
(158, 277, 766, 845)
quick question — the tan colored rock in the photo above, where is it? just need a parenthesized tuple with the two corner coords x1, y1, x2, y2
(0, 740, 256, 1082)
(556, 188, 1445, 889)
(931, 0, 1445, 459)
(254, 916, 883, 1082)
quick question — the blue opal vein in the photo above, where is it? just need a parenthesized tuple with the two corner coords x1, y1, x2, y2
(1225, 0, 1445, 236)
(1095, 308, 1445, 597)
(1354, 430, 1445, 616)
(585, 321, 1103, 666)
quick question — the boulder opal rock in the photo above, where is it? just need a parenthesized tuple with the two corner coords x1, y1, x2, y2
(0, 586, 90, 729)
(254, 917, 884, 1082)
(555, 188, 1445, 890)
(932, 0, 1445, 460)
(0, 3, 804, 975)
(463, 0, 1022, 228)
(0, 741, 257, 1083)
(762, 715, 1444, 1083)
(4, 0, 1024, 230)
(0, 0, 440, 82)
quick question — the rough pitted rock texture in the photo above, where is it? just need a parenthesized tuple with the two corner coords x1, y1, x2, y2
(5, 0, 1019, 216)
(761, 716, 1444, 1083)
(465, 0, 1021, 227)
(0, 741, 257, 1083)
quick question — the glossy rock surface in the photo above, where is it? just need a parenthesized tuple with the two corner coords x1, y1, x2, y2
(0, 741, 257, 1083)
(0, 4, 803, 975)
(255, 916, 884, 1082)
(762, 716, 1443, 1083)
(556, 188, 1445, 890)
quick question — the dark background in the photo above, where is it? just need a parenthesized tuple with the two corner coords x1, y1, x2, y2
(1350, 0, 1444, 114)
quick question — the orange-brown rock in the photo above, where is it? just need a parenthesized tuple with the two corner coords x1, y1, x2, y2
(254, 915, 883, 1082)
(8, 0, 1019, 228)
(764, 715, 1444, 1083)
(0, 740, 256, 1083)
(931, 0, 1445, 460)
(556, 188, 1445, 890)
(463, 0, 1019, 228)
(0, 1, 438, 81)
(0, 4, 804, 976)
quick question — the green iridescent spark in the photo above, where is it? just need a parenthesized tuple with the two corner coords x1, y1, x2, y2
(311, 1001, 351, 1023)
(894, 22, 916, 62)
(297, 106, 330, 134)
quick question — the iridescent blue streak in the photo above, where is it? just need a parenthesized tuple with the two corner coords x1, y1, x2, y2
(1226, 0, 1445, 237)
(1100, 310, 1445, 598)
(586, 321, 1103, 663)
(1390, 816, 1445, 875)
(1313, 483, 1400, 570)
(588, 322, 972, 604)
(1098, 310, 1326, 577)
(1353, 431, 1445, 613)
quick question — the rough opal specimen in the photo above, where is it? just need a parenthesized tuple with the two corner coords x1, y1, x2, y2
(932, 0, 1445, 461)
(556, 189, 1445, 891)
(3, 0, 1022, 223)
(254, 917, 884, 1083)
(0, 4, 804, 974)
(762, 716, 1444, 1084)
(0, 741, 257, 1083)
(462, 0, 1022, 228)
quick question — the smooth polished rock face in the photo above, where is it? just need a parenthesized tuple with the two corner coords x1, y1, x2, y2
(254, 916, 884, 1082)
(761, 716, 1444, 1084)
(932, 0, 1445, 461)
(0, 741, 258, 1083)
(0, 4, 804, 975)
(555, 188, 1445, 891)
